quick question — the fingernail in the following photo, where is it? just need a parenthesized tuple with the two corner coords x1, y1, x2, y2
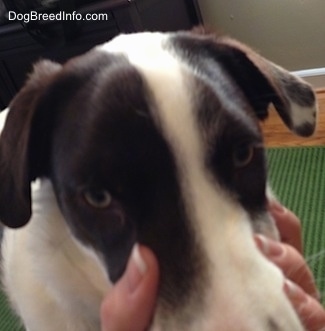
(284, 279, 308, 304)
(255, 234, 284, 257)
(269, 200, 287, 215)
(127, 244, 147, 293)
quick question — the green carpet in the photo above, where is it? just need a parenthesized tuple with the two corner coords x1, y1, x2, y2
(0, 288, 23, 330)
(1, 146, 325, 329)
(267, 146, 325, 303)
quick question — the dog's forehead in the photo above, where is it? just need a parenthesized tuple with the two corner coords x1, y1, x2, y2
(90, 33, 265, 209)
(94, 32, 260, 140)
(54, 31, 262, 173)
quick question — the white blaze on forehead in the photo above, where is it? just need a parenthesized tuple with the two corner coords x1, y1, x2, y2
(97, 32, 170, 69)
(98, 32, 238, 213)
(98, 32, 244, 248)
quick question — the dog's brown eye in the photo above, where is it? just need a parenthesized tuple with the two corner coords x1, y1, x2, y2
(84, 190, 112, 209)
(233, 144, 254, 168)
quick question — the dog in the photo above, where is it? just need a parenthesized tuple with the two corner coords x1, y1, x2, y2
(0, 28, 318, 331)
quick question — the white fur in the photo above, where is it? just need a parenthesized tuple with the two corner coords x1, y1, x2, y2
(2, 180, 110, 331)
(0, 108, 9, 132)
(290, 101, 318, 130)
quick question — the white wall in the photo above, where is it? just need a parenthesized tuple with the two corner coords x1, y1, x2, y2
(198, 0, 325, 72)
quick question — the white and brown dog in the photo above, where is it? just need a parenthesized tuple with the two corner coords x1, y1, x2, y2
(0, 29, 318, 331)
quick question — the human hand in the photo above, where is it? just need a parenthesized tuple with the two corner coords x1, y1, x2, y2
(100, 244, 159, 331)
(255, 201, 325, 331)
(269, 200, 318, 297)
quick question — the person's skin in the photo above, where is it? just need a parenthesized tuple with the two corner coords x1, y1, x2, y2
(100, 245, 159, 331)
(259, 200, 325, 331)
(101, 202, 325, 331)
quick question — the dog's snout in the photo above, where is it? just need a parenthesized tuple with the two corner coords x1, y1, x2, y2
(149, 210, 304, 331)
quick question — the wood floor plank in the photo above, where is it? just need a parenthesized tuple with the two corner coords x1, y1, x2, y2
(262, 90, 325, 147)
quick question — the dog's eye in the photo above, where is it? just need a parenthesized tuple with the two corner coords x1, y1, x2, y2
(84, 190, 112, 209)
(233, 143, 254, 168)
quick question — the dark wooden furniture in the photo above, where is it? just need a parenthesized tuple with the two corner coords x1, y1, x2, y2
(0, 0, 201, 108)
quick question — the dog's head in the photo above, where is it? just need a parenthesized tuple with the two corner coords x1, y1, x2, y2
(0, 30, 317, 330)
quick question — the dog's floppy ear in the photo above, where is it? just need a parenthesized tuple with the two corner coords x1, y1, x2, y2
(220, 37, 317, 137)
(0, 60, 62, 228)
(210, 35, 317, 136)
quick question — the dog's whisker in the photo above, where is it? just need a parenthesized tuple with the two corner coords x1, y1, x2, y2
(306, 249, 325, 267)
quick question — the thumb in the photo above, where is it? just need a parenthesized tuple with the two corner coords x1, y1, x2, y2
(100, 244, 159, 331)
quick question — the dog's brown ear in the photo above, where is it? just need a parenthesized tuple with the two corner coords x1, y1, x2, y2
(0, 60, 62, 228)
(213, 36, 317, 136)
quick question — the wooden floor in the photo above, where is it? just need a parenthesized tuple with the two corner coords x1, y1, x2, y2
(262, 89, 325, 147)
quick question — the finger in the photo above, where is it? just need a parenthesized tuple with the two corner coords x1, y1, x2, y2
(255, 235, 319, 300)
(101, 245, 159, 331)
(284, 280, 325, 331)
(268, 200, 302, 253)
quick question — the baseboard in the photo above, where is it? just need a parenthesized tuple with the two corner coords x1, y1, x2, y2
(292, 68, 325, 89)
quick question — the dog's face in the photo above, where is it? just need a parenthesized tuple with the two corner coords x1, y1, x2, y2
(0, 30, 317, 330)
